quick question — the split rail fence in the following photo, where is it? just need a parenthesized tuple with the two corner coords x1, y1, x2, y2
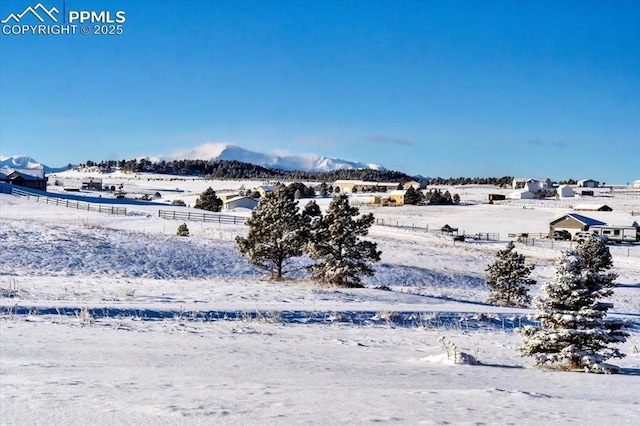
(5, 186, 127, 216)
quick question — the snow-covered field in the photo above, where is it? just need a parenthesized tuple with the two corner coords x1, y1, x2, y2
(1, 176, 639, 425)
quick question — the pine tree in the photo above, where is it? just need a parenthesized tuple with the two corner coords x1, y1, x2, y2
(235, 190, 307, 279)
(194, 187, 223, 212)
(518, 251, 628, 370)
(404, 186, 423, 205)
(176, 223, 190, 237)
(307, 194, 381, 287)
(485, 241, 536, 307)
(320, 182, 329, 197)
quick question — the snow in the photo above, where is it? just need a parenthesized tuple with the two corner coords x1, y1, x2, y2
(1, 178, 640, 424)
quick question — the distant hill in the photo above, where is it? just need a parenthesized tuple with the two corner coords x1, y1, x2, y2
(149, 143, 385, 172)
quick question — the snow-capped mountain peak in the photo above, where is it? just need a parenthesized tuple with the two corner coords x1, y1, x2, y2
(152, 143, 385, 172)
(0, 155, 44, 169)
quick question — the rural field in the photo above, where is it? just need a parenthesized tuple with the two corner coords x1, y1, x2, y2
(1, 173, 639, 425)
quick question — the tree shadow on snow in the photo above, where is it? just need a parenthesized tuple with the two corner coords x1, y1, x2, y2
(619, 367, 640, 376)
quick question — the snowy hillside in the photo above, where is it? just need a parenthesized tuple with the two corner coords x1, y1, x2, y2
(150, 142, 385, 172)
(1, 185, 639, 425)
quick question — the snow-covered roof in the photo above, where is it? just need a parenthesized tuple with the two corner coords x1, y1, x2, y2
(223, 196, 258, 204)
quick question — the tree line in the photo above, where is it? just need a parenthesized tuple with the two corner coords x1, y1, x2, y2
(78, 158, 584, 186)
(79, 158, 413, 183)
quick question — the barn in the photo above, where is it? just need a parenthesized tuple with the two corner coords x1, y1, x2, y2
(548, 213, 606, 238)
(577, 179, 600, 188)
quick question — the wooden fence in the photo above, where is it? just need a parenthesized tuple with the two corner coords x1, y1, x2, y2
(7, 187, 127, 216)
(158, 209, 246, 225)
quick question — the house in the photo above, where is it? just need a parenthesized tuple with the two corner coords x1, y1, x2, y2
(0, 167, 47, 191)
(402, 180, 421, 190)
(574, 204, 613, 212)
(634, 180, 640, 189)
(382, 189, 406, 206)
(218, 193, 241, 202)
(332, 180, 400, 193)
(81, 178, 102, 190)
(557, 185, 574, 198)
(512, 177, 552, 190)
(223, 196, 259, 211)
(256, 185, 280, 198)
(577, 179, 599, 188)
(548, 213, 607, 238)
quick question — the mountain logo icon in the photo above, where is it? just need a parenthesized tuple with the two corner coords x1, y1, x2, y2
(1, 3, 59, 24)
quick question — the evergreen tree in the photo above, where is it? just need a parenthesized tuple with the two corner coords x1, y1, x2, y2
(485, 241, 536, 307)
(307, 194, 381, 287)
(443, 190, 453, 204)
(404, 186, 423, 205)
(235, 190, 307, 279)
(518, 251, 628, 370)
(194, 187, 223, 212)
(176, 223, 190, 237)
(320, 182, 329, 197)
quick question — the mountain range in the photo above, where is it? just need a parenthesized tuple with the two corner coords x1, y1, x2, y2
(1, 143, 385, 174)
(150, 143, 385, 172)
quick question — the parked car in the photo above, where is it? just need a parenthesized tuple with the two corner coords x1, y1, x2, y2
(573, 231, 608, 243)
(553, 230, 572, 241)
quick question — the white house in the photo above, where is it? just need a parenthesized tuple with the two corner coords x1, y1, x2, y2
(633, 180, 640, 189)
(512, 177, 552, 190)
(223, 196, 259, 211)
(558, 185, 574, 198)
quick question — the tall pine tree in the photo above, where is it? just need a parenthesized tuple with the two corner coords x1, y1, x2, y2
(518, 251, 628, 370)
(307, 194, 381, 287)
(485, 241, 536, 307)
(235, 190, 307, 279)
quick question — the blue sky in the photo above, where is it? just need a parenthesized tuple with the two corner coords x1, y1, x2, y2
(1, 0, 638, 183)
